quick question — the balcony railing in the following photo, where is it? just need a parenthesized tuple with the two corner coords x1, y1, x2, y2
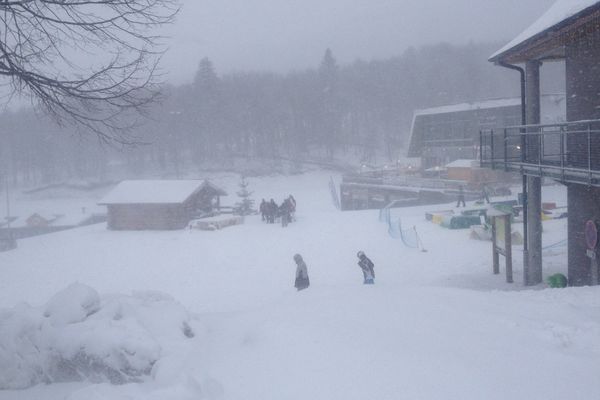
(480, 119, 600, 186)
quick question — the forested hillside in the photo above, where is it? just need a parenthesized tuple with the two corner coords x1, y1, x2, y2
(0, 42, 562, 185)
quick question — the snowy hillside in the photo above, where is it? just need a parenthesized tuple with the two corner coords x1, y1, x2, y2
(0, 171, 598, 400)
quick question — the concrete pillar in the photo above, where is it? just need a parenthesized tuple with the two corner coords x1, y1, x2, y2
(526, 176, 543, 285)
(524, 60, 543, 286)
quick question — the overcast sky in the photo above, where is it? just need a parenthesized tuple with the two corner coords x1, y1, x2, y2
(164, 0, 554, 83)
(1, 0, 561, 109)
(161, 0, 557, 83)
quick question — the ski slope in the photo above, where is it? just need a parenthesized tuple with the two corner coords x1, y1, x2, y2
(0, 171, 598, 400)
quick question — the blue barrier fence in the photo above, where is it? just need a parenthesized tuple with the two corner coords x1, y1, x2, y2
(329, 176, 341, 210)
(379, 202, 424, 250)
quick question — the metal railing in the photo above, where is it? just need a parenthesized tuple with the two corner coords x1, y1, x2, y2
(480, 119, 600, 186)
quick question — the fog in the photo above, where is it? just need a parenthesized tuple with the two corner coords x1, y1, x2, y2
(164, 0, 556, 82)
(0, 0, 569, 187)
(2, 2, 599, 399)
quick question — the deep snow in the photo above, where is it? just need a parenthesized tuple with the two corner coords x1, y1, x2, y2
(0, 171, 599, 400)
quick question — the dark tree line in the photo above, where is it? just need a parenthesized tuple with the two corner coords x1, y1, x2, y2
(2, 41, 559, 186)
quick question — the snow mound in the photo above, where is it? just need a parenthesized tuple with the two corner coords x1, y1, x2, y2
(44, 283, 101, 325)
(0, 284, 195, 390)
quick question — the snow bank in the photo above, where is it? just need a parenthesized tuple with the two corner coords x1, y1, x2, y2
(44, 283, 101, 325)
(0, 284, 194, 390)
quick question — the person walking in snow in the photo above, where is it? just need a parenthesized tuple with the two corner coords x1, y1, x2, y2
(357, 251, 375, 284)
(288, 194, 297, 221)
(456, 185, 466, 208)
(481, 184, 490, 204)
(293, 254, 310, 291)
(260, 199, 267, 222)
(280, 198, 292, 227)
(268, 199, 277, 223)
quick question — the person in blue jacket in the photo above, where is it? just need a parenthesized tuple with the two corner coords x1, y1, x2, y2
(357, 251, 375, 284)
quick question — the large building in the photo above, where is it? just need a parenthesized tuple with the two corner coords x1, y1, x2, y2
(408, 95, 565, 169)
(482, 0, 600, 286)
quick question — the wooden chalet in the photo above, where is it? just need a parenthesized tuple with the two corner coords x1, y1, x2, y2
(25, 213, 59, 228)
(99, 180, 227, 230)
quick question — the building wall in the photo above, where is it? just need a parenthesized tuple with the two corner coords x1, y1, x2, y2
(447, 167, 472, 182)
(566, 26, 600, 169)
(408, 106, 522, 169)
(107, 204, 191, 230)
(565, 25, 600, 285)
(567, 185, 600, 285)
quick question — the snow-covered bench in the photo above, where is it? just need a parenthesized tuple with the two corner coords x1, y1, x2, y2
(190, 215, 244, 231)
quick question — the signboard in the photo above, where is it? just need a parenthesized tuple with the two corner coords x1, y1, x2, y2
(585, 220, 598, 250)
(495, 216, 506, 254)
(491, 213, 513, 283)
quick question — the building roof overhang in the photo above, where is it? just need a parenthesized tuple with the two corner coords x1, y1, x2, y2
(490, 1, 600, 64)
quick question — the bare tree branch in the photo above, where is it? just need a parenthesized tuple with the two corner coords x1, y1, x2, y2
(0, 0, 179, 144)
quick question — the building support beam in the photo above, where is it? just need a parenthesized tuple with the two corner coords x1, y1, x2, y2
(525, 60, 543, 286)
(526, 176, 543, 285)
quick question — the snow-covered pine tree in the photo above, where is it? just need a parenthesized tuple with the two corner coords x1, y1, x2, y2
(234, 176, 255, 216)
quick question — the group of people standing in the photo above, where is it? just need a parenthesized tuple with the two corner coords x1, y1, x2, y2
(456, 184, 491, 208)
(293, 251, 376, 291)
(260, 195, 296, 227)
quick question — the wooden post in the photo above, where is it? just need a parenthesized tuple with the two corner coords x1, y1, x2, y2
(591, 255, 599, 286)
(504, 215, 513, 283)
(492, 218, 499, 274)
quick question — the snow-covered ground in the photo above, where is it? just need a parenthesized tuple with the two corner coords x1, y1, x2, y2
(0, 171, 598, 400)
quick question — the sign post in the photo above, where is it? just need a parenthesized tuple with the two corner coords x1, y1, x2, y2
(490, 208, 513, 283)
(585, 219, 599, 285)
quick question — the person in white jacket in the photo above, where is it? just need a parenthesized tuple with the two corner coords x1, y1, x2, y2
(293, 254, 310, 291)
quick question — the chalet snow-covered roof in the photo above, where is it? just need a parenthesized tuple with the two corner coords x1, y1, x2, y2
(98, 180, 226, 205)
(26, 212, 58, 222)
(490, 0, 600, 62)
(200, 180, 228, 197)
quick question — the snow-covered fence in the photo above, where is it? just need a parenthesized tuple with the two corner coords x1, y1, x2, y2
(329, 176, 341, 210)
(379, 202, 425, 250)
